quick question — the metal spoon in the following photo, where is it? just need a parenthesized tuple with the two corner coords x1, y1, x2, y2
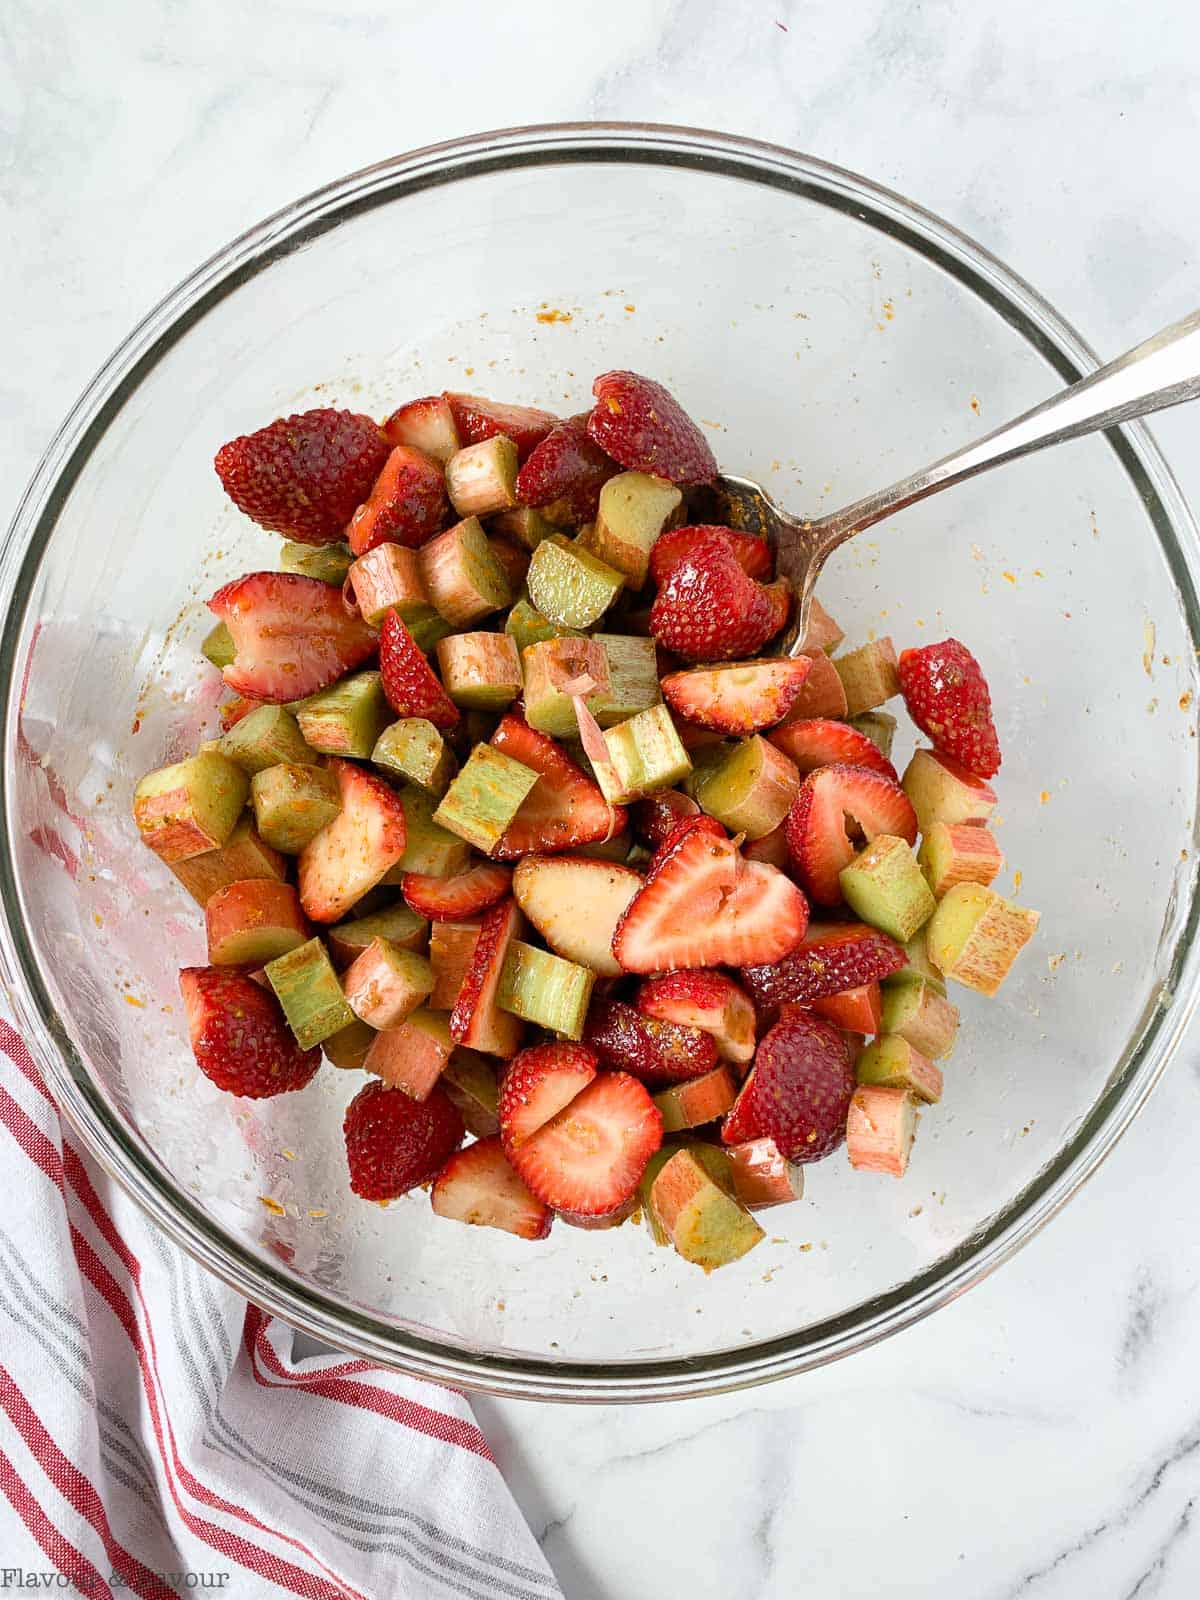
(687, 308, 1200, 655)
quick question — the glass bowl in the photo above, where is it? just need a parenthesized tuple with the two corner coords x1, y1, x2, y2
(2, 124, 1198, 1403)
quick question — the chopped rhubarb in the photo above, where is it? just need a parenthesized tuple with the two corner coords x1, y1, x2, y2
(846, 1085, 918, 1177)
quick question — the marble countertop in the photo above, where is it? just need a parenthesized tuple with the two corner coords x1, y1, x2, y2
(5, 0, 1200, 1594)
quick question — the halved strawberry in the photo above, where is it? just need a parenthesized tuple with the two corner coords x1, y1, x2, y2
(378, 611, 459, 728)
(508, 1071, 662, 1216)
(584, 998, 718, 1088)
(498, 1042, 598, 1152)
(897, 637, 1001, 779)
(770, 718, 898, 780)
(630, 789, 701, 848)
(430, 1136, 552, 1239)
(383, 395, 461, 463)
(515, 418, 619, 524)
(297, 759, 407, 923)
(612, 816, 809, 972)
(344, 1078, 463, 1200)
(648, 525, 772, 586)
(811, 982, 883, 1034)
(402, 863, 512, 922)
(721, 1012, 853, 1163)
(742, 922, 906, 1007)
(491, 713, 623, 857)
(587, 372, 717, 485)
(637, 970, 757, 1066)
(785, 763, 918, 905)
(444, 392, 559, 462)
(511, 856, 641, 978)
(347, 445, 449, 555)
(180, 966, 321, 1098)
(208, 572, 377, 703)
(449, 897, 525, 1057)
(649, 530, 785, 662)
(661, 658, 812, 734)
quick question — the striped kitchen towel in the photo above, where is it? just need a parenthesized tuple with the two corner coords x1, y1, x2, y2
(0, 1017, 564, 1600)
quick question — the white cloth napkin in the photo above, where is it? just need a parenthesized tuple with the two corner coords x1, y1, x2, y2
(0, 1015, 562, 1600)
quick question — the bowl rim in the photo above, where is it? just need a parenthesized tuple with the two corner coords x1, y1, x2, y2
(3, 121, 1199, 1402)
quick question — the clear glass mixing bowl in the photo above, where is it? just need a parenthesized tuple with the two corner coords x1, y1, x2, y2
(2, 125, 1198, 1402)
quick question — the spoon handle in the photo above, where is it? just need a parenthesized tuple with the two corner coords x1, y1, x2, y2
(815, 307, 1200, 551)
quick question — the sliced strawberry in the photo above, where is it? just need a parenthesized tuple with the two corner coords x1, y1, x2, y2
(630, 789, 701, 848)
(378, 611, 459, 728)
(612, 816, 809, 972)
(214, 408, 388, 544)
(347, 445, 449, 555)
(742, 922, 906, 1007)
(449, 897, 525, 1057)
(785, 763, 918, 905)
(769, 718, 898, 780)
(897, 637, 1002, 778)
(180, 966, 320, 1098)
(508, 1071, 662, 1216)
(208, 572, 377, 703)
(661, 657, 811, 734)
(649, 525, 772, 586)
(649, 530, 783, 662)
(721, 1011, 853, 1163)
(297, 758, 407, 923)
(430, 1136, 552, 1239)
(444, 392, 559, 462)
(637, 970, 757, 1066)
(490, 713, 623, 857)
(343, 1078, 463, 1200)
(811, 981, 883, 1034)
(515, 418, 619, 524)
(498, 1041, 598, 1152)
(587, 371, 717, 485)
(584, 998, 718, 1089)
(382, 395, 461, 463)
(402, 863, 512, 922)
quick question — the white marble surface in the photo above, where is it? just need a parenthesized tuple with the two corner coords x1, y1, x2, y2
(5, 1, 1200, 1594)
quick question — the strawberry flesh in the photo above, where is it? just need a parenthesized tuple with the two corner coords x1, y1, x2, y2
(721, 1011, 853, 1163)
(649, 525, 772, 586)
(449, 897, 524, 1053)
(742, 922, 906, 1007)
(515, 418, 619, 523)
(180, 966, 321, 1098)
(208, 572, 377, 703)
(898, 637, 1001, 779)
(297, 758, 408, 923)
(586, 371, 717, 485)
(347, 444, 449, 555)
(649, 529, 784, 661)
(637, 970, 757, 1066)
(498, 1041, 598, 1151)
(378, 611, 459, 729)
(770, 718, 898, 780)
(508, 1071, 662, 1216)
(661, 657, 812, 734)
(402, 863, 512, 922)
(214, 408, 389, 544)
(343, 1078, 464, 1199)
(430, 1136, 552, 1239)
(784, 762, 918, 906)
(444, 392, 559, 462)
(491, 713, 623, 857)
(584, 997, 718, 1088)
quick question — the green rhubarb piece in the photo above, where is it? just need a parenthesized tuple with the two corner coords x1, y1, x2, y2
(880, 980, 959, 1059)
(882, 933, 947, 995)
(372, 719, 457, 796)
(250, 763, 341, 855)
(202, 622, 236, 670)
(445, 435, 520, 518)
(640, 1143, 736, 1244)
(218, 705, 311, 775)
(653, 1066, 738, 1134)
(408, 612, 455, 654)
(327, 900, 429, 966)
(132, 752, 248, 862)
(433, 744, 539, 854)
(832, 637, 900, 716)
(490, 506, 557, 551)
(520, 636, 611, 737)
(504, 595, 579, 654)
(265, 936, 354, 1049)
(435, 633, 523, 710)
(394, 785, 471, 877)
(839, 835, 936, 943)
(649, 1148, 764, 1271)
(294, 672, 392, 759)
(419, 515, 512, 626)
(578, 471, 683, 587)
(926, 884, 1040, 997)
(168, 815, 286, 905)
(689, 735, 799, 840)
(280, 541, 354, 585)
(850, 712, 898, 760)
(440, 1049, 501, 1137)
(595, 705, 691, 805)
(497, 941, 595, 1040)
(323, 1019, 377, 1070)
(856, 1035, 943, 1104)
(526, 535, 625, 629)
(590, 635, 661, 726)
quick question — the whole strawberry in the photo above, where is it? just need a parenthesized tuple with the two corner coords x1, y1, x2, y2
(650, 529, 790, 661)
(179, 967, 321, 1098)
(215, 408, 389, 545)
(343, 1079, 464, 1200)
(722, 1011, 853, 1162)
(897, 638, 1001, 779)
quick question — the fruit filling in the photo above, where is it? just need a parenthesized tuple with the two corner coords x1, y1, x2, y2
(137, 369, 1040, 1269)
